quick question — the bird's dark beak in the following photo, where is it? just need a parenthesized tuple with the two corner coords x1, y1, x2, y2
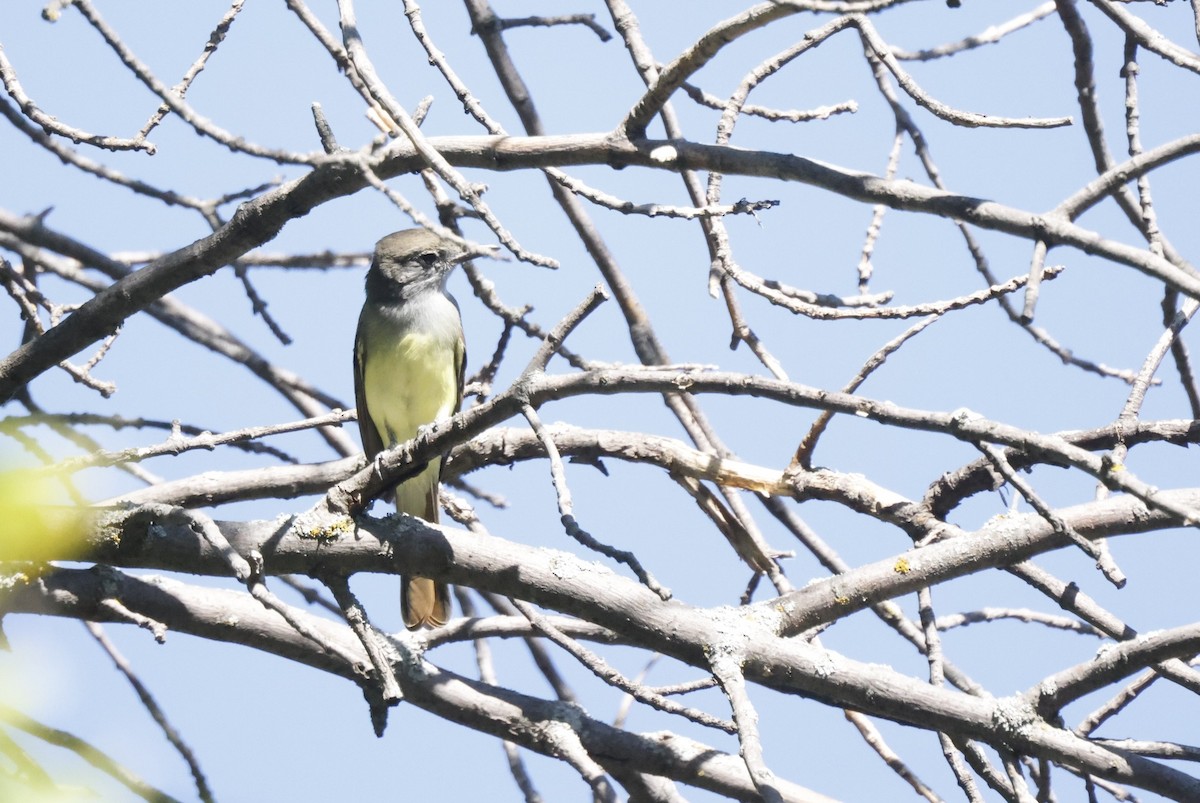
(456, 243, 501, 264)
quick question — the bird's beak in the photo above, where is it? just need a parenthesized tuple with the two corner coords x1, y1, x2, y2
(457, 242, 502, 264)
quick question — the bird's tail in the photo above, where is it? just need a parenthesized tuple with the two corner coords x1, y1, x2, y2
(402, 575, 450, 629)
(397, 461, 451, 629)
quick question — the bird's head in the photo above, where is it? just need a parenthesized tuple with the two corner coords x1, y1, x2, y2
(365, 228, 478, 302)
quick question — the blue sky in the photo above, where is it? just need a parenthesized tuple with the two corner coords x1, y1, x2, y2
(3, 2, 1200, 801)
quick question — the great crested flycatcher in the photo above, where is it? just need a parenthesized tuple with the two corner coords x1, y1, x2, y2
(354, 228, 470, 629)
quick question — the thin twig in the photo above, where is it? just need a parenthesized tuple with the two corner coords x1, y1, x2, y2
(455, 591, 545, 803)
(520, 402, 669, 599)
(513, 600, 734, 732)
(483, 14, 612, 42)
(845, 710, 943, 802)
(978, 442, 1126, 587)
(71, 0, 319, 164)
(136, 0, 248, 141)
(891, 3, 1057, 61)
(170, 506, 363, 666)
(0, 702, 185, 802)
(710, 652, 784, 803)
(855, 15, 1072, 128)
(85, 622, 215, 803)
(342, 0, 557, 267)
(323, 573, 402, 734)
(0, 44, 154, 152)
(47, 409, 354, 475)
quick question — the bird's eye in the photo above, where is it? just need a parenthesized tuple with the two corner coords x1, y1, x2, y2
(418, 251, 439, 268)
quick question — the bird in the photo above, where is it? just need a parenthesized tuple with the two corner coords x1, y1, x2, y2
(353, 228, 471, 629)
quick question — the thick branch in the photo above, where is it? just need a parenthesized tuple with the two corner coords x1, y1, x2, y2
(4, 133, 1199, 401)
(7, 488, 1200, 796)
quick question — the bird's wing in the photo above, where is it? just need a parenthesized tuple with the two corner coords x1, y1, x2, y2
(454, 323, 466, 415)
(353, 314, 385, 461)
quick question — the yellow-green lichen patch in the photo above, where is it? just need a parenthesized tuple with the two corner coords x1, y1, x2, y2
(300, 516, 354, 542)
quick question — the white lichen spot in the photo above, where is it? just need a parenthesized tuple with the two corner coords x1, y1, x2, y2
(649, 144, 678, 163)
(549, 554, 582, 580)
(991, 696, 1036, 736)
(811, 651, 838, 680)
(0, 572, 30, 591)
(949, 407, 982, 425)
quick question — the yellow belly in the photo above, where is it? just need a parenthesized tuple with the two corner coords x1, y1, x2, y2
(362, 329, 459, 448)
